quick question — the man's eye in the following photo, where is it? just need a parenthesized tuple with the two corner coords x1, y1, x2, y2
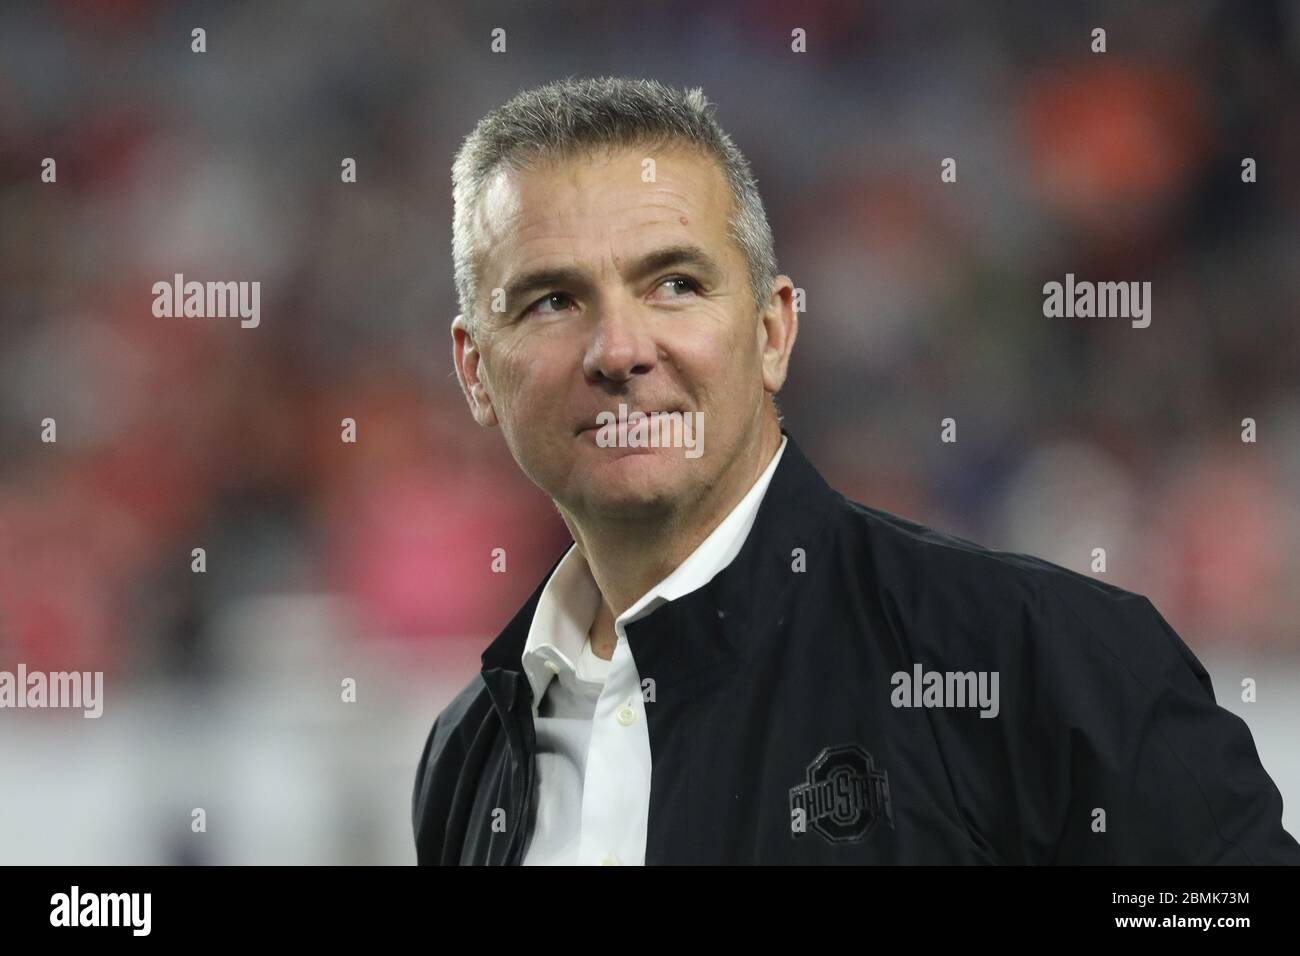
(524, 292, 575, 316)
(656, 276, 700, 298)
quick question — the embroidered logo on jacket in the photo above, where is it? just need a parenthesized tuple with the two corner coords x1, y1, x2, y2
(789, 745, 894, 844)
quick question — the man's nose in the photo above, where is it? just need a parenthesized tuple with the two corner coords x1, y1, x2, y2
(582, 305, 658, 385)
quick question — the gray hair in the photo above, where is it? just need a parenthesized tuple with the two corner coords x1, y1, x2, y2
(451, 76, 778, 330)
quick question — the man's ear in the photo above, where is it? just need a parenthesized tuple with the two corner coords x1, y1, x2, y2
(759, 276, 799, 394)
(451, 313, 499, 428)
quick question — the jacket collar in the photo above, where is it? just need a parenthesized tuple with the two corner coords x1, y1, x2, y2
(479, 552, 561, 754)
(622, 428, 840, 688)
(479, 429, 841, 730)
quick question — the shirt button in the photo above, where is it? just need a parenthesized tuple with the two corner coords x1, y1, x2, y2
(600, 855, 620, 865)
(543, 660, 560, 674)
(616, 705, 637, 726)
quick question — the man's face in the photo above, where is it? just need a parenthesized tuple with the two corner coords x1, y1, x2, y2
(453, 143, 790, 519)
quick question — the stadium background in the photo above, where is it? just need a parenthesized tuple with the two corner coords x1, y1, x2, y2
(1, 0, 1298, 863)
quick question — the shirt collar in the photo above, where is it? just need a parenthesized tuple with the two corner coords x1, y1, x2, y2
(520, 544, 602, 712)
(520, 436, 788, 710)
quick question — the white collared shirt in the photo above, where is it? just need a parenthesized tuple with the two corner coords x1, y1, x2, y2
(519, 436, 787, 865)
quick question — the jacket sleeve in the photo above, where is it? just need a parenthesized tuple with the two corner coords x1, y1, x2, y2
(1032, 586, 1300, 864)
(411, 675, 495, 865)
(411, 714, 441, 863)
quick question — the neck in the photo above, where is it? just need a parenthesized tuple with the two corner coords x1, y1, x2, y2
(564, 416, 782, 659)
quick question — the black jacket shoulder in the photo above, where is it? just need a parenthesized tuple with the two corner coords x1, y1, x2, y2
(834, 498, 1297, 863)
(839, 498, 1207, 692)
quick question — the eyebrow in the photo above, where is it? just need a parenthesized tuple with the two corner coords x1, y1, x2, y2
(501, 243, 725, 314)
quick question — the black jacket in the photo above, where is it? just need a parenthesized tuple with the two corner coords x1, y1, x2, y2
(412, 431, 1300, 864)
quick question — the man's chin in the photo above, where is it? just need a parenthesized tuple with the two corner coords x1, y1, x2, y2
(570, 445, 702, 517)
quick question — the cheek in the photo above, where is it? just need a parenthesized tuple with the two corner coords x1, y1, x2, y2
(481, 338, 529, 401)
(483, 341, 561, 425)
(713, 317, 762, 380)
(708, 324, 765, 419)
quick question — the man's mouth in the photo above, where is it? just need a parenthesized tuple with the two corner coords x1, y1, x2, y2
(576, 407, 687, 435)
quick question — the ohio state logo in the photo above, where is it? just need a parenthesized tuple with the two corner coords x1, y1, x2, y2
(789, 744, 894, 844)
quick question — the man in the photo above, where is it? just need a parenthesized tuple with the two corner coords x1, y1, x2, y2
(413, 76, 1299, 865)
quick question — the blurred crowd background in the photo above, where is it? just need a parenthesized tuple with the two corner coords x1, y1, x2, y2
(2, 0, 1298, 863)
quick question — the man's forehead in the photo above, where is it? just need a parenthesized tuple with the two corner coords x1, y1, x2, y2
(474, 145, 733, 267)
